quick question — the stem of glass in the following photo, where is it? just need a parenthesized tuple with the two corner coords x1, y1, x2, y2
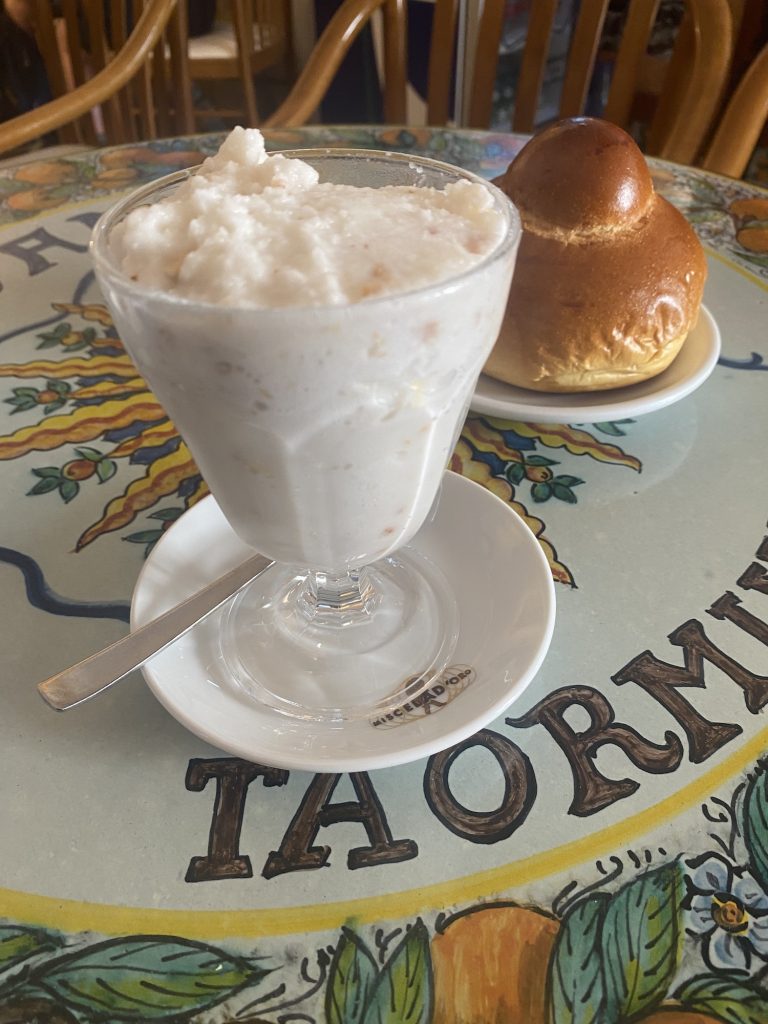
(296, 566, 379, 627)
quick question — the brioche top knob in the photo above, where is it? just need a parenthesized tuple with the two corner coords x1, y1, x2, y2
(500, 118, 654, 236)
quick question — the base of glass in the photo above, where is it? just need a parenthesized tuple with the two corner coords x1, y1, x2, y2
(219, 549, 459, 723)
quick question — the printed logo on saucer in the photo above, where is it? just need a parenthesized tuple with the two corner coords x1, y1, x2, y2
(369, 666, 476, 728)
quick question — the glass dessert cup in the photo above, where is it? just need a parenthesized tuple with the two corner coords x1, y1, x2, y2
(91, 149, 521, 724)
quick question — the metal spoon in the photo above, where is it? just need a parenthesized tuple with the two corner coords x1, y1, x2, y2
(37, 552, 273, 711)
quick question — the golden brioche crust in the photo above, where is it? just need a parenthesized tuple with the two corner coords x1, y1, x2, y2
(498, 117, 655, 236)
(486, 118, 707, 393)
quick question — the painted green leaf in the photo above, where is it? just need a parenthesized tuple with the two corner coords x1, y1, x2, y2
(32, 467, 63, 479)
(96, 459, 117, 483)
(531, 482, 552, 502)
(44, 402, 65, 414)
(148, 508, 183, 522)
(593, 422, 626, 436)
(743, 766, 768, 890)
(12, 387, 39, 398)
(124, 530, 162, 544)
(325, 928, 378, 1024)
(552, 484, 577, 503)
(676, 973, 768, 1023)
(527, 455, 558, 467)
(35, 936, 268, 1020)
(49, 324, 70, 338)
(28, 478, 59, 495)
(362, 921, 432, 1024)
(48, 380, 70, 395)
(555, 475, 584, 488)
(74, 447, 102, 461)
(0, 926, 63, 973)
(505, 462, 526, 485)
(549, 894, 608, 1024)
(59, 480, 79, 503)
(601, 861, 684, 1020)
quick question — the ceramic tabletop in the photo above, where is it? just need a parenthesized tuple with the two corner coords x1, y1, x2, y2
(1, 126, 768, 1024)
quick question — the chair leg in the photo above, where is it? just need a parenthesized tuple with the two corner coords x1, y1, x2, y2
(232, 0, 260, 125)
(168, 1, 195, 134)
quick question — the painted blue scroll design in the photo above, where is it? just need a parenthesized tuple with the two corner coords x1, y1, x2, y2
(718, 353, 768, 370)
(0, 545, 130, 622)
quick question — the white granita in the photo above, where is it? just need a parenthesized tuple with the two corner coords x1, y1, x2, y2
(112, 127, 506, 308)
(95, 130, 518, 569)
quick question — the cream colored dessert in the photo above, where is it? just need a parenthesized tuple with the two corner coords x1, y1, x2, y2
(96, 131, 519, 570)
(112, 127, 506, 307)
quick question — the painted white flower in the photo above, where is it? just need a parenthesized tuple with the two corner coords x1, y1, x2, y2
(685, 852, 768, 974)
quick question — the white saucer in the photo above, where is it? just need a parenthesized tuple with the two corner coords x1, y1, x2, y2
(131, 472, 556, 772)
(470, 305, 721, 423)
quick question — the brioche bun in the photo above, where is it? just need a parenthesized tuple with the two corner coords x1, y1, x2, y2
(485, 118, 707, 392)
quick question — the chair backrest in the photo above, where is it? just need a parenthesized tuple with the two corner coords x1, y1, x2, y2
(233, 0, 288, 72)
(0, 0, 194, 156)
(265, 0, 732, 164)
(265, 0, 407, 129)
(701, 41, 768, 177)
(186, 0, 289, 127)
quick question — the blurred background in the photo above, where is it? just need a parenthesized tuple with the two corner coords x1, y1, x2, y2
(1, 0, 766, 180)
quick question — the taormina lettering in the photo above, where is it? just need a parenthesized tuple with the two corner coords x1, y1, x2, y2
(183, 522, 768, 881)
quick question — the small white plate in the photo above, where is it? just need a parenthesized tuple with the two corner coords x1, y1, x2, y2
(131, 472, 556, 772)
(471, 305, 721, 424)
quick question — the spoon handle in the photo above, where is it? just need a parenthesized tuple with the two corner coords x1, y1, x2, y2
(37, 553, 273, 711)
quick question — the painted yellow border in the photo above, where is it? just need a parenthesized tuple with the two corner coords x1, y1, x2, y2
(3, 723, 768, 938)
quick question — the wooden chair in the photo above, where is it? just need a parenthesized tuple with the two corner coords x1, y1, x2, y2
(0, 0, 195, 157)
(263, 0, 407, 128)
(186, 0, 289, 127)
(701, 42, 768, 177)
(265, 0, 733, 164)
